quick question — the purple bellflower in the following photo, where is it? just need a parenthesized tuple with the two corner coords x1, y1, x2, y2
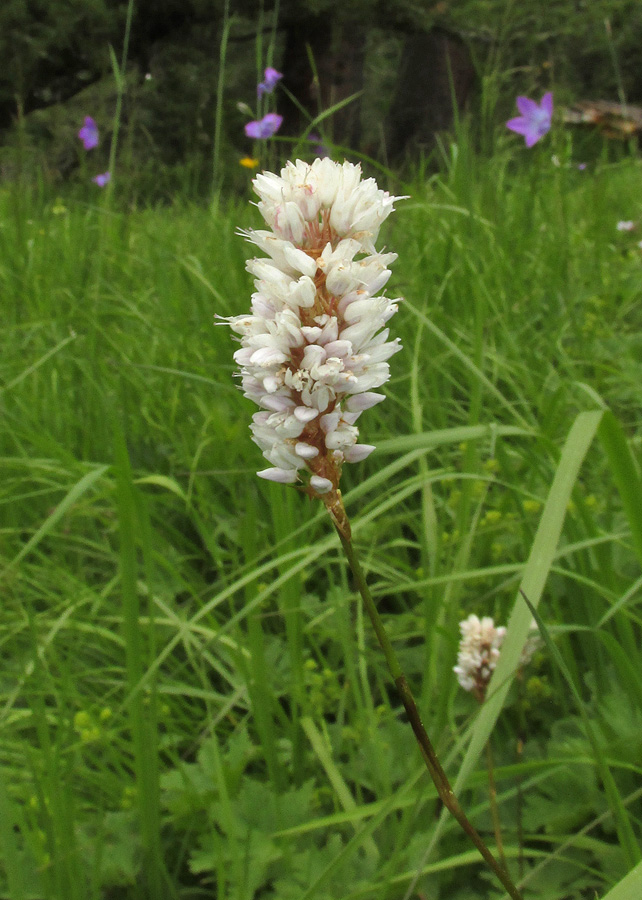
(78, 116, 99, 150)
(506, 92, 553, 147)
(92, 172, 111, 187)
(245, 113, 283, 140)
(257, 67, 283, 97)
(308, 132, 330, 159)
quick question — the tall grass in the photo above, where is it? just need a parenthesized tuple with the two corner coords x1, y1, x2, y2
(1, 131, 642, 898)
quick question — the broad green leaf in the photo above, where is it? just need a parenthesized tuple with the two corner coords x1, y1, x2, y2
(409, 410, 604, 884)
(599, 860, 642, 900)
(455, 410, 603, 786)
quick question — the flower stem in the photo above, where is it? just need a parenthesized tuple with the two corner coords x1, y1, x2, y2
(332, 511, 523, 900)
(486, 738, 509, 875)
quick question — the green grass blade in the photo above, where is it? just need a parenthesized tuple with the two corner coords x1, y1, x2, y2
(113, 420, 172, 897)
(0, 767, 27, 900)
(406, 411, 605, 891)
(300, 716, 378, 861)
(599, 860, 642, 900)
(375, 423, 529, 456)
(598, 409, 642, 568)
(0, 331, 76, 396)
(456, 410, 604, 788)
(522, 593, 641, 868)
(0, 465, 109, 579)
(404, 299, 532, 429)
(212, 0, 232, 192)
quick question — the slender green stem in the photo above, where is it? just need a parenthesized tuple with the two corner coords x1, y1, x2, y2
(333, 513, 524, 900)
(486, 738, 509, 875)
(212, 0, 232, 194)
(516, 675, 527, 880)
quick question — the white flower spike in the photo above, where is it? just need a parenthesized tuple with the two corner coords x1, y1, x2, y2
(454, 614, 540, 701)
(226, 158, 404, 509)
(454, 615, 507, 701)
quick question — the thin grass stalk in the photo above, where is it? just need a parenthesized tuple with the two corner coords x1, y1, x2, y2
(331, 507, 524, 900)
(0, 767, 27, 900)
(25, 615, 80, 899)
(87, 0, 134, 375)
(516, 676, 527, 880)
(486, 738, 509, 875)
(212, 0, 232, 195)
(104, 0, 135, 203)
(113, 421, 170, 897)
(271, 487, 307, 783)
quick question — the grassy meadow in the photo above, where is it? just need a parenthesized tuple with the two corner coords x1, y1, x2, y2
(2, 136, 642, 899)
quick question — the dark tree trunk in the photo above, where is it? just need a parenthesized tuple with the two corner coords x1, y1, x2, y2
(385, 27, 476, 159)
(279, 14, 366, 149)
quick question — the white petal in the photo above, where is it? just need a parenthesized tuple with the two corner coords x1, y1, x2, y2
(345, 392, 385, 412)
(280, 202, 306, 244)
(257, 468, 299, 483)
(344, 444, 375, 462)
(260, 394, 292, 412)
(295, 442, 319, 458)
(310, 475, 333, 493)
(301, 325, 322, 341)
(294, 406, 318, 423)
(320, 411, 341, 434)
(343, 297, 377, 324)
(249, 346, 288, 367)
(283, 246, 318, 277)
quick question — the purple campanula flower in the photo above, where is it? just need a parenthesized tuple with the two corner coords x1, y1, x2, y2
(78, 116, 99, 150)
(308, 132, 330, 159)
(506, 92, 553, 148)
(257, 67, 283, 98)
(92, 172, 111, 187)
(245, 113, 283, 140)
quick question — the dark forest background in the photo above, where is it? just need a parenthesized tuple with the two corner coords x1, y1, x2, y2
(1, 0, 642, 196)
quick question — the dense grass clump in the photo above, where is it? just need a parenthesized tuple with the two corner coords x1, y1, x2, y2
(1, 139, 642, 899)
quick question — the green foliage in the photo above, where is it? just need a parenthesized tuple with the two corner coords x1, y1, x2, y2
(0, 0, 117, 113)
(1, 129, 642, 898)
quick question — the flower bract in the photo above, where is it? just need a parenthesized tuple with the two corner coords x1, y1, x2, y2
(78, 116, 99, 150)
(225, 158, 404, 502)
(506, 92, 553, 147)
(257, 67, 283, 97)
(245, 113, 283, 140)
